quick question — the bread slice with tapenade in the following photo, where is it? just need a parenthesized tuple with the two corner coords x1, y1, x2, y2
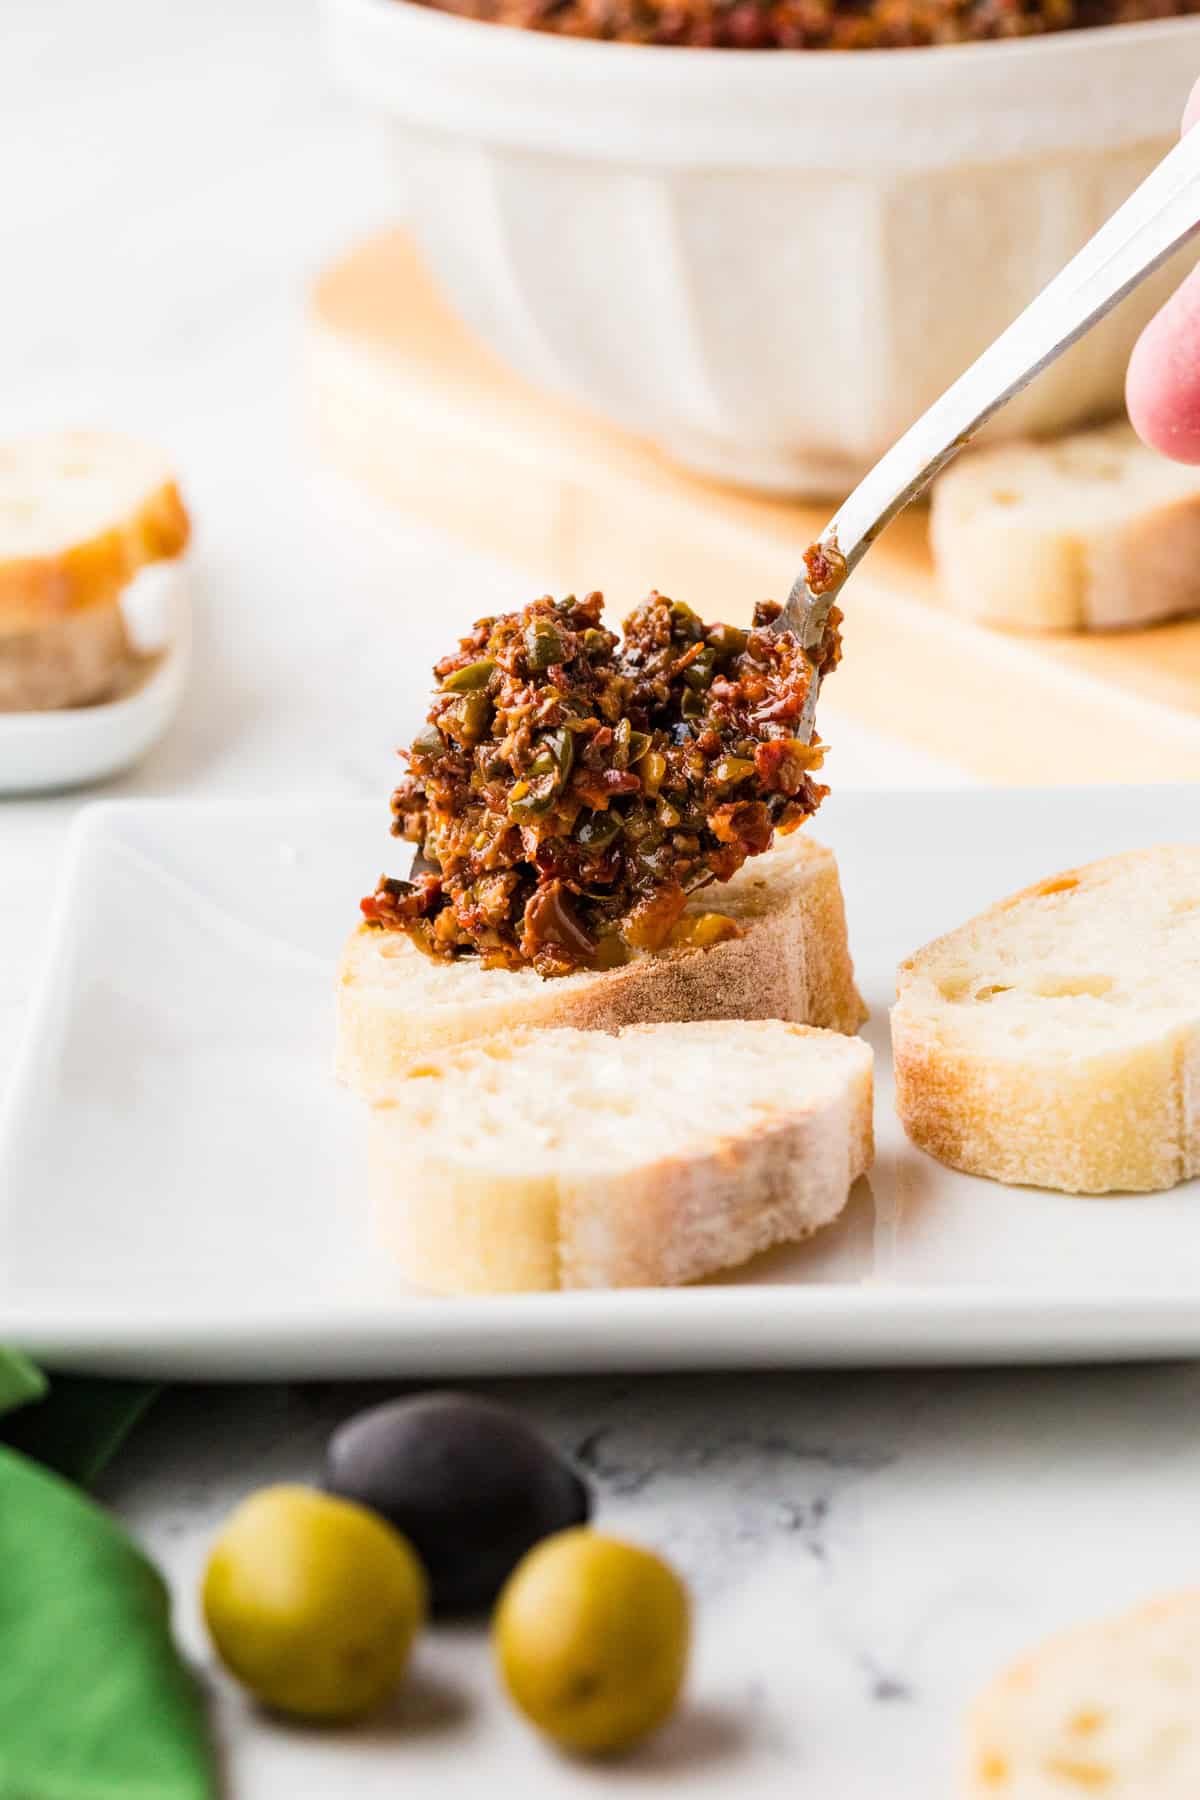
(892, 846, 1200, 1195)
(337, 831, 865, 1097)
(0, 431, 190, 711)
(370, 1019, 873, 1293)
(929, 421, 1200, 634)
(965, 1590, 1200, 1798)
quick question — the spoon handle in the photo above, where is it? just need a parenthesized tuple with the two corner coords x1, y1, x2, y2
(787, 118, 1200, 641)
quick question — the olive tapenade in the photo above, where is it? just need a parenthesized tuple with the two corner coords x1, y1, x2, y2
(405, 0, 1195, 49)
(361, 590, 839, 978)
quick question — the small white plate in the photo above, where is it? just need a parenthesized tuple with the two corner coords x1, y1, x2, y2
(2, 787, 1199, 1378)
(0, 562, 190, 796)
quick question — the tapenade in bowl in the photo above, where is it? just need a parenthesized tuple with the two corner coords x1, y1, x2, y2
(326, 0, 1200, 493)
(404, 0, 1195, 49)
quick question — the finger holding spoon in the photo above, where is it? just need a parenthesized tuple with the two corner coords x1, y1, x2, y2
(1126, 79, 1200, 463)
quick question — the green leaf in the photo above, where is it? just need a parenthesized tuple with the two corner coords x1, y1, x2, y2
(0, 1350, 46, 1419)
(2, 1378, 161, 1488)
(0, 1447, 216, 1800)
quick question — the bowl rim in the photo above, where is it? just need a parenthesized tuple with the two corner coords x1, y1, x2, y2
(330, 0, 1200, 74)
(326, 0, 1200, 162)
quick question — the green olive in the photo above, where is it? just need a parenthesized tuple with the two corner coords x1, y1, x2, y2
(410, 722, 445, 759)
(493, 1529, 690, 1755)
(712, 755, 757, 788)
(525, 619, 567, 670)
(202, 1485, 428, 1722)
(575, 810, 622, 850)
(510, 728, 574, 819)
(706, 622, 748, 663)
(682, 647, 716, 690)
(441, 689, 493, 746)
(668, 600, 704, 641)
(441, 658, 495, 693)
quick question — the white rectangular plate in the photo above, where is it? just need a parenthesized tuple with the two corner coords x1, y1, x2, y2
(3, 788, 1199, 1377)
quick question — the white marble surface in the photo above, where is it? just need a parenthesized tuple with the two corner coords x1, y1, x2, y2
(3, 2, 1194, 1797)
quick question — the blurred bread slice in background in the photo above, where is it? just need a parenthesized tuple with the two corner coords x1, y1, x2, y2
(965, 1589, 1200, 1798)
(930, 421, 1200, 634)
(0, 431, 190, 711)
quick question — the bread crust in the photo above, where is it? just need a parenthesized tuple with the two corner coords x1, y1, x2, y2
(930, 422, 1200, 634)
(370, 1021, 874, 1293)
(892, 1015, 1190, 1194)
(0, 435, 190, 632)
(892, 850, 1200, 1194)
(337, 834, 866, 1097)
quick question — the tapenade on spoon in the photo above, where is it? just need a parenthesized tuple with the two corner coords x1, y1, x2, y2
(361, 589, 840, 978)
(361, 111, 1200, 980)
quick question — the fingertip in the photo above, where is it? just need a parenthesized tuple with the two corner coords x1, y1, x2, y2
(1184, 75, 1200, 136)
(1127, 263, 1200, 464)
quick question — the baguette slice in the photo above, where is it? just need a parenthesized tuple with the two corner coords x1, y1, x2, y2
(892, 846, 1200, 1195)
(966, 1591, 1200, 1798)
(337, 832, 866, 1097)
(0, 431, 190, 711)
(930, 421, 1200, 633)
(0, 604, 131, 714)
(370, 1019, 874, 1293)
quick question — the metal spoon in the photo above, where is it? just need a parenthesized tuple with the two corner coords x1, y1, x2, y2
(405, 124, 1200, 886)
(788, 118, 1200, 739)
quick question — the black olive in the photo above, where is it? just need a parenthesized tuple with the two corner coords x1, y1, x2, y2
(325, 1392, 591, 1615)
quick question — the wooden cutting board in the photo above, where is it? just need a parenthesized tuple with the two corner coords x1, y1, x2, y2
(306, 231, 1200, 783)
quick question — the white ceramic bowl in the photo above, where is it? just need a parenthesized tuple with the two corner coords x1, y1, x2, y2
(0, 560, 190, 796)
(326, 0, 1200, 493)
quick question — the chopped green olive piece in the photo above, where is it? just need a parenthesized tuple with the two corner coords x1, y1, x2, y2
(707, 623, 749, 663)
(445, 689, 494, 745)
(669, 600, 704, 641)
(525, 620, 567, 671)
(442, 658, 496, 693)
(549, 728, 575, 780)
(683, 648, 716, 691)
(576, 810, 622, 850)
(634, 838, 673, 878)
(613, 719, 652, 770)
(637, 750, 667, 797)
(509, 786, 554, 821)
(582, 628, 609, 656)
(591, 933, 629, 970)
(411, 723, 445, 758)
(713, 755, 757, 787)
(510, 728, 574, 819)
(680, 686, 705, 719)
